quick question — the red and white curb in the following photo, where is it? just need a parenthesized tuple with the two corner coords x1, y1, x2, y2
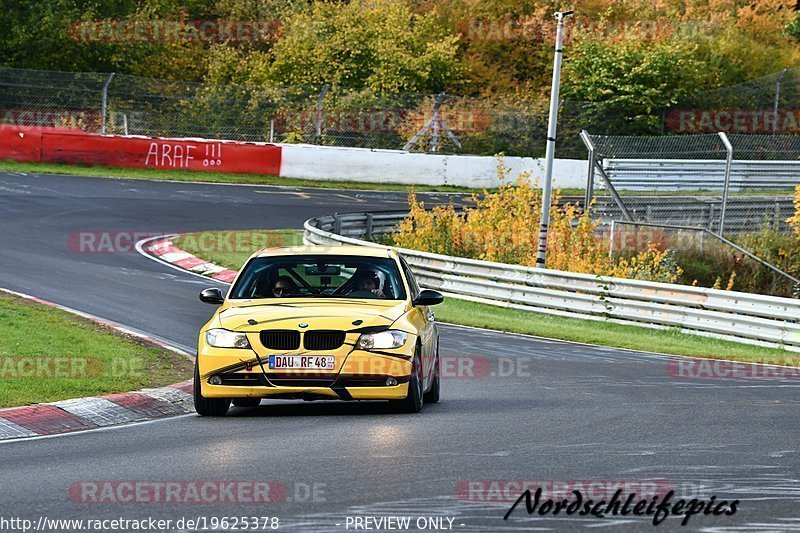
(0, 288, 195, 441)
(144, 235, 238, 283)
(0, 382, 194, 440)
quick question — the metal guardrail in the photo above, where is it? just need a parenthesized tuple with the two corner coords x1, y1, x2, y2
(604, 159, 800, 191)
(593, 195, 794, 234)
(582, 131, 800, 237)
(304, 211, 800, 352)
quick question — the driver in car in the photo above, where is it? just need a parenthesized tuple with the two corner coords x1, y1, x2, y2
(352, 272, 385, 298)
(272, 276, 298, 298)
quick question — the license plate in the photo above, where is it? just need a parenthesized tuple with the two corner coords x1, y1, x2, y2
(268, 355, 335, 370)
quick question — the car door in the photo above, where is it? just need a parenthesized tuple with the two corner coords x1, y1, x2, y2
(399, 257, 437, 389)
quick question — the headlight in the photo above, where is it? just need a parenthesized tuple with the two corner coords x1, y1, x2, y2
(356, 330, 407, 350)
(206, 328, 251, 349)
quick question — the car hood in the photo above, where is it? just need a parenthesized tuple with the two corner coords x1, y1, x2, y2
(217, 298, 409, 332)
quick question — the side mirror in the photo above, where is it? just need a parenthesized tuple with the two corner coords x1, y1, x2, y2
(199, 288, 225, 305)
(412, 289, 444, 307)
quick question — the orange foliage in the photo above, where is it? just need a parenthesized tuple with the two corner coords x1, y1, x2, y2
(787, 185, 800, 235)
(391, 165, 683, 282)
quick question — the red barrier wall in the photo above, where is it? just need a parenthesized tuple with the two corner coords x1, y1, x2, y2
(0, 125, 282, 176)
(0, 125, 46, 162)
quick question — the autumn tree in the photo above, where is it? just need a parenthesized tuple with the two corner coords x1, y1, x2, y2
(267, 0, 465, 93)
(561, 36, 708, 134)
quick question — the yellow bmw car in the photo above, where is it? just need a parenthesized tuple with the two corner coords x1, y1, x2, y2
(194, 245, 444, 416)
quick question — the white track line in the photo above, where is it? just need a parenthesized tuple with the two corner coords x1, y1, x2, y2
(0, 414, 196, 445)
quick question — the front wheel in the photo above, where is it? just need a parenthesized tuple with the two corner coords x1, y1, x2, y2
(193, 363, 230, 416)
(391, 345, 423, 414)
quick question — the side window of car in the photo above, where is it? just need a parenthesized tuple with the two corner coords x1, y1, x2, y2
(399, 257, 420, 298)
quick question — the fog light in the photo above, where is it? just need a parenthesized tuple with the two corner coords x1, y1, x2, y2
(209, 375, 223, 385)
(385, 377, 398, 386)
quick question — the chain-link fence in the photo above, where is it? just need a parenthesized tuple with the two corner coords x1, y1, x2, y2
(4, 65, 799, 158)
(693, 68, 800, 117)
(583, 132, 800, 236)
(3, 65, 800, 154)
(605, 221, 800, 297)
(0, 68, 110, 132)
(0, 66, 598, 158)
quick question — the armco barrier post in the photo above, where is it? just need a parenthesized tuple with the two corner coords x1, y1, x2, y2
(364, 213, 374, 241)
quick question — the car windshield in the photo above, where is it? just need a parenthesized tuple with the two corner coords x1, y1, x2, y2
(229, 254, 407, 300)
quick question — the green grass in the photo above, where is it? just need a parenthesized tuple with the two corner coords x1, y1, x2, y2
(435, 298, 797, 365)
(173, 229, 305, 270)
(0, 160, 479, 193)
(0, 294, 193, 407)
(0, 159, 592, 196)
(174, 229, 798, 365)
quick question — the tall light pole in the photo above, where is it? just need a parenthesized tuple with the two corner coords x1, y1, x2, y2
(535, 11, 573, 268)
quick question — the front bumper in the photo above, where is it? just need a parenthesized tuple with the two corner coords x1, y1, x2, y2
(200, 382, 410, 400)
(197, 345, 413, 400)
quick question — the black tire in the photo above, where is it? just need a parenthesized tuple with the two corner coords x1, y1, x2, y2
(193, 363, 230, 416)
(423, 346, 440, 404)
(232, 398, 261, 408)
(391, 345, 424, 413)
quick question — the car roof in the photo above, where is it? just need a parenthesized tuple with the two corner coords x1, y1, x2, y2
(254, 245, 395, 259)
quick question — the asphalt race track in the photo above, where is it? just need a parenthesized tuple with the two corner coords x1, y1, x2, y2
(0, 171, 799, 532)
